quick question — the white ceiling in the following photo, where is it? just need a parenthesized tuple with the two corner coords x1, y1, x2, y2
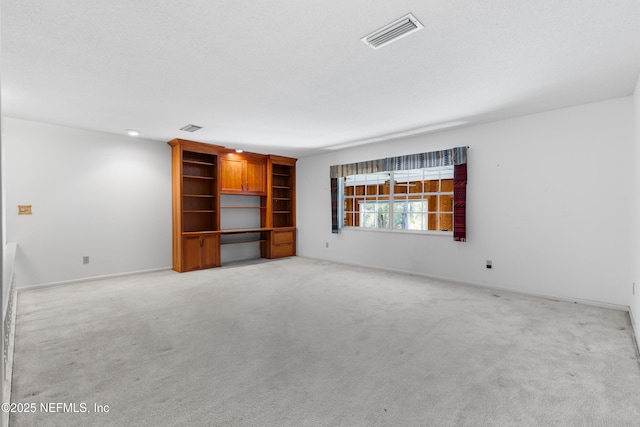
(2, 1, 640, 158)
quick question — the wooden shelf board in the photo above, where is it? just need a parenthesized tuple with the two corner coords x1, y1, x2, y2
(184, 194, 215, 198)
(272, 198, 291, 201)
(184, 210, 216, 213)
(220, 206, 266, 209)
(272, 185, 291, 189)
(183, 159, 215, 166)
(220, 228, 273, 234)
(182, 230, 217, 235)
(273, 211, 292, 214)
(183, 175, 215, 180)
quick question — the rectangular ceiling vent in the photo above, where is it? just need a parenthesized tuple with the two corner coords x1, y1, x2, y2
(361, 13, 424, 49)
(180, 124, 202, 132)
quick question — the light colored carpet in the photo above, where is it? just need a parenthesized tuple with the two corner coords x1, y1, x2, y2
(9, 257, 640, 426)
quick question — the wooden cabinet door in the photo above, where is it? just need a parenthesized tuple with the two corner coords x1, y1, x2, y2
(220, 157, 244, 193)
(183, 235, 203, 271)
(221, 155, 266, 194)
(267, 230, 296, 258)
(245, 158, 266, 194)
(182, 234, 219, 271)
(201, 234, 220, 268)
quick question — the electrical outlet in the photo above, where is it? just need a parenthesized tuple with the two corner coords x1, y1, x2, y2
(326, 242, 329, 248)
(83, 256, 90, 265)
(486, 260, 492, 269)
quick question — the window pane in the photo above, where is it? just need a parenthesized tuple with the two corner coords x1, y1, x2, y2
(424, 180, 439, 192)
(378, 202, 389, 229)
(441, 179, 454, 192)
(360, 202, 374, 228)
(428, 213, 438, 230)
(362, 212, 376, 228)
(378, 211, 389, 229)
(365, 184, 378, 197)
(440, 213, 453, 231)
(439, 195, 453, 213)
(407, 212, 425, 230)
(344, 212, 354, 226)
(393, 202, 407, 229)
(426, 195, 438, 212)
(409, 200, 427, 212)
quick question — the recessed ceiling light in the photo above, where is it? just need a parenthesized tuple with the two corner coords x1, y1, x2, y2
(235, 149, 243, 153)
(126, 129, 139, 137)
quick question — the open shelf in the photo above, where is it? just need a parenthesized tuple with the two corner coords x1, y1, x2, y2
(183, 159, 215, 166)
(270, 162, 295, 229)
(184, 175, 214, 180)
(183, 151, 216, 164)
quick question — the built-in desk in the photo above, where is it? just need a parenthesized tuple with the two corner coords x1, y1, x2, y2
(169, 138, 296, 272)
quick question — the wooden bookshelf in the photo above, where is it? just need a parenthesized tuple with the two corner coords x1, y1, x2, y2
(263, 156, 297, 258)
(169, 140, 296, 271)
(169, 139, 223, 272)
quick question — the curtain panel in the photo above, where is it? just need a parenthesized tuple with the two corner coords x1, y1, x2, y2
(330, 146, 467, 178)
(330, 146, 467, 241)
(330, 177, 339, 234)
(453, 163, 467, 242)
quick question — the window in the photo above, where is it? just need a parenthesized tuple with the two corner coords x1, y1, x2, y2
(330, 146, 467, 241)
(342, 166, 454, 232)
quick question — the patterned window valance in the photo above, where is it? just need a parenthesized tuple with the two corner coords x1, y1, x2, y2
(330, 146, 467, 178)
(330, 146, 468, 242)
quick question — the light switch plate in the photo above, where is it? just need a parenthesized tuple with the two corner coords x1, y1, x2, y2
(18, 205, 32, 215)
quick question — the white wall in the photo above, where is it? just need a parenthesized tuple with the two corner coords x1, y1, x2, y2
(298, 97, 635, 307)
(631, 74, 640, 346)
(4, 118, 172, 286)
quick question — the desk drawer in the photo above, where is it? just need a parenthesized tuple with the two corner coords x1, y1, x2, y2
(273, 230, 294, 245)
(272, 242, 295, 258)
(267, 229, 296, 259)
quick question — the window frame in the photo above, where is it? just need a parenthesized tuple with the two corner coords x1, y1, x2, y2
(340, 166, 454, 235)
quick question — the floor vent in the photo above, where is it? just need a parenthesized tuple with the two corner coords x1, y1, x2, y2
(361, 13, 424, 49)
(180, 124, 203, 132)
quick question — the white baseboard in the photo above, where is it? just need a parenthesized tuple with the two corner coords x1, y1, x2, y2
(19, 267, 172, 291)
(300, 256, 630, 312)
(628, 307, 640, 360)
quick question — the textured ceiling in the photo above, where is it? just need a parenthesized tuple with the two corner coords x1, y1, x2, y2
(2, 1, 640, 157)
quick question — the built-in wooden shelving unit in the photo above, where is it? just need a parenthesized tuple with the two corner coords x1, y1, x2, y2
(169, 139, 296, 272)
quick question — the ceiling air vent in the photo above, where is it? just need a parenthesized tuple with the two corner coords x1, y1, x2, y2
(361, 13, 424, 49)
(180, 124, 202, 132)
